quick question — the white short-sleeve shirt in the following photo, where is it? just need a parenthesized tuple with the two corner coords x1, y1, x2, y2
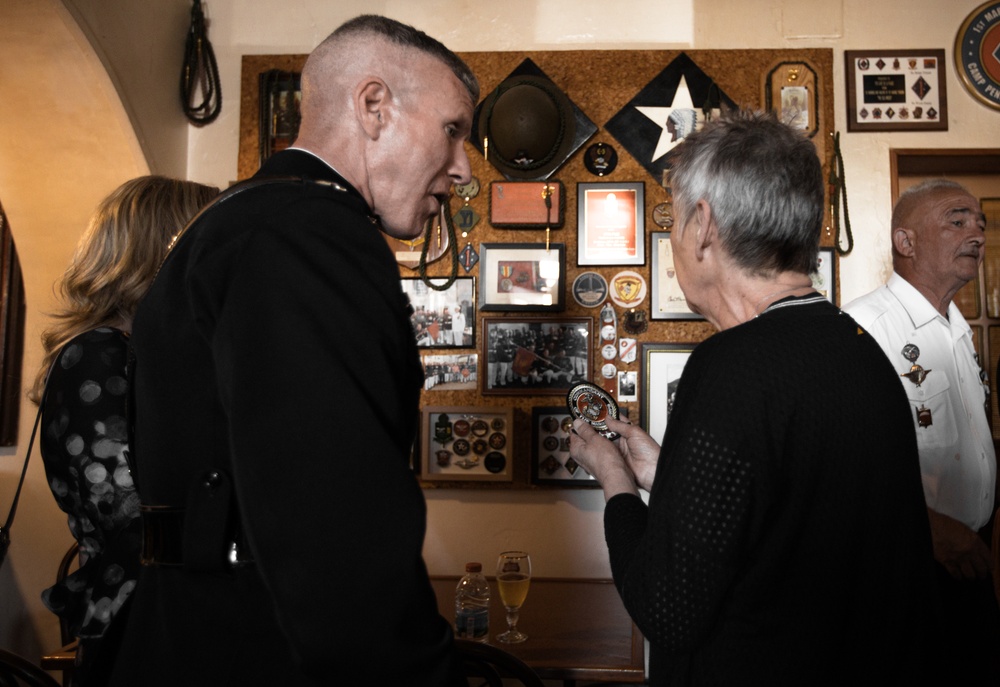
(844, 272, 996, 531)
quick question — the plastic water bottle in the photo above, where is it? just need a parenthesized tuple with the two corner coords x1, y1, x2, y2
(455, 562, 490, 642)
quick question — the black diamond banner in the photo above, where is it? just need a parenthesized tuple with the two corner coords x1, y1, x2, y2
(604, 53, 737, 184)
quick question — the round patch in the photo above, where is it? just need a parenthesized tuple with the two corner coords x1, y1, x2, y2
(652, 202, 674, 228)
(572, 271, 609, 307)
(566, 382, 620, 438)
(609, 270, 648, 308)
(584, 142, 618, 176)
(955, 2, 1000, 111)
(484, 452, 507, 474)
(454, 176, 481, 199)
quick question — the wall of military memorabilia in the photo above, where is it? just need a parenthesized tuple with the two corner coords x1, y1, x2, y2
(238, 48, 836, 489)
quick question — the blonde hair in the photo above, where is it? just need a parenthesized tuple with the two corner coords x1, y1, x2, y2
(30, 175, 219, 403)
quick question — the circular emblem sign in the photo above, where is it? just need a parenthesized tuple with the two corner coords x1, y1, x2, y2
(955, 1, 1000, 111)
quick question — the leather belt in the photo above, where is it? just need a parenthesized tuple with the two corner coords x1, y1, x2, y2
(140, 504, 254, 568)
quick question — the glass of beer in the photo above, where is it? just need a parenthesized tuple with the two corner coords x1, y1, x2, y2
(496, 550, 531, 643)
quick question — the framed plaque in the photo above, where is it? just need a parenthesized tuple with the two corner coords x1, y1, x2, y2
(764, 61, 819, 138)
(530, 406, 599, 487)
(422, 406, 513, 482)
(489, 181, 565, 228)
(640, 342, 695, 443)
(844, 49, 948, 131)
(577, 182, 645, 266)
(401, 277, 475, 348)
(811, 247, 837, 305)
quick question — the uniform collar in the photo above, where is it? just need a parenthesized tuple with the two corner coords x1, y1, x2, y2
(887, 272, 970, 337)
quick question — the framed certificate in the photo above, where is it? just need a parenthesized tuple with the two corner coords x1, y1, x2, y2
(576, 182, 645, 266)
(650, 232, 701, 320)
(845, 49, 947, 131)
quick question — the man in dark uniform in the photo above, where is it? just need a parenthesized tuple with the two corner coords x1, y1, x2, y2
(113, 15, 478, 686)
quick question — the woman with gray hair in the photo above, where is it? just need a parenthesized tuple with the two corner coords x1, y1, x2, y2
(570, 110, 941, 685)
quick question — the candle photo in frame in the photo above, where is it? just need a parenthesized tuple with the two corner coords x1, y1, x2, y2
(577, 182, 645, 266)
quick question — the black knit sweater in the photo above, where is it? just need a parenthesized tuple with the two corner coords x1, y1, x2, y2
(606, 296, 941, 686)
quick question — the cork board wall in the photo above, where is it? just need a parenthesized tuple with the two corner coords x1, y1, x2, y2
(239, 48, 836, 488)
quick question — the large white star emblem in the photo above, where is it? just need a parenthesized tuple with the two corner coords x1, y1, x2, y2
(635, 75, 701, 163)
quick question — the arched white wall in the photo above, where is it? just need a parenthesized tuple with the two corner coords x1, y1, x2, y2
(0, 0, 147, 659)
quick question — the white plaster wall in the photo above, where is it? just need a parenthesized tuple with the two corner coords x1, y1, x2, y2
(2, 0, 999, 663)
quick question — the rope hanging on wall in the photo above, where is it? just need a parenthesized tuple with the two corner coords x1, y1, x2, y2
(180, 0, 222, 125)
(419, 199, 459, 291)
(830, 131, 853, 256)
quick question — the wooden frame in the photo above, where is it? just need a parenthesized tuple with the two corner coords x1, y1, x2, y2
(478, 243, 566, 312)
(844, 49, 947, 132)
(481, 316, 592, 396)
(640, 342, 695, 444)
(421, 405, 513, 482)
(576, 182, 645, 266)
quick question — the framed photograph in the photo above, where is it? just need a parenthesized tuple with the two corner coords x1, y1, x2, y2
(617, 370, 638, 402)
(812, 247, 837, 305)
(844, 49, 947, 132)
(422, 406, 513, 482)
(482, 316, 592, 396)
(478, 243, 566, 312)
(401, 277, 475, 348)
(650, 231, 702, 320)
(577, 182, 645, 266)
(640, 343, 695, 444)
(422, 353, 478, 392)
(531, 406, 599, 487)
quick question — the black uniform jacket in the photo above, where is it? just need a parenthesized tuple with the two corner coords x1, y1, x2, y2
(111, 150, 456, 686)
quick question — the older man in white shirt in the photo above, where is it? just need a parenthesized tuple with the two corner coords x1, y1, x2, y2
(844, 178, 999, 682)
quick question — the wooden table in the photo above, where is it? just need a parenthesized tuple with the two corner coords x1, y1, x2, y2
(42, 578, 646, 685)
(432, 576, 645, 684)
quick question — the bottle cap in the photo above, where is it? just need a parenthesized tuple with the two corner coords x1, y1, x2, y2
(465, 562, 482, 573)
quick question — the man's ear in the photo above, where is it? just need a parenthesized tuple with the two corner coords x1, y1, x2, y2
(892, 226, 915, 258)
(356, 78, 389, 140)
(693, 200, 716, 260)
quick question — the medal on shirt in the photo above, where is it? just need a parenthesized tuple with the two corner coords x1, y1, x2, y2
(900, 343, 931, 387)
(916, 404, 933, 428)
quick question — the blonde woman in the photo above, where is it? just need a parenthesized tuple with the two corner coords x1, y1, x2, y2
(32, 176, 217, 687)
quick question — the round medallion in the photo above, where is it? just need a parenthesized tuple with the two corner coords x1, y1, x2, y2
(601, 343, 618, 360)
(955, 3, 1000, 112)
(572, 271, 609, 307)
(600, 324, 617, 342)
(601, 363, 617, 379)
(484, 452, 507, 474)
(471, 419, 489, 436)
(453, 439, 471, 456)
(489, 432, 507, 449)
(561, 416, 573, 434)
(543, 436, 559, 451)
(652, 202, 675, 228)
(542, 416, 559, 434)
(609, 270, 648, 308)
(491, 417, 505, 431)
(472, 439, 488, 455)
(453, 419, 471, 437)
(454, 176, 481, 199)
(566, 382, 620, 438)
(583, 142, 619, 176)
